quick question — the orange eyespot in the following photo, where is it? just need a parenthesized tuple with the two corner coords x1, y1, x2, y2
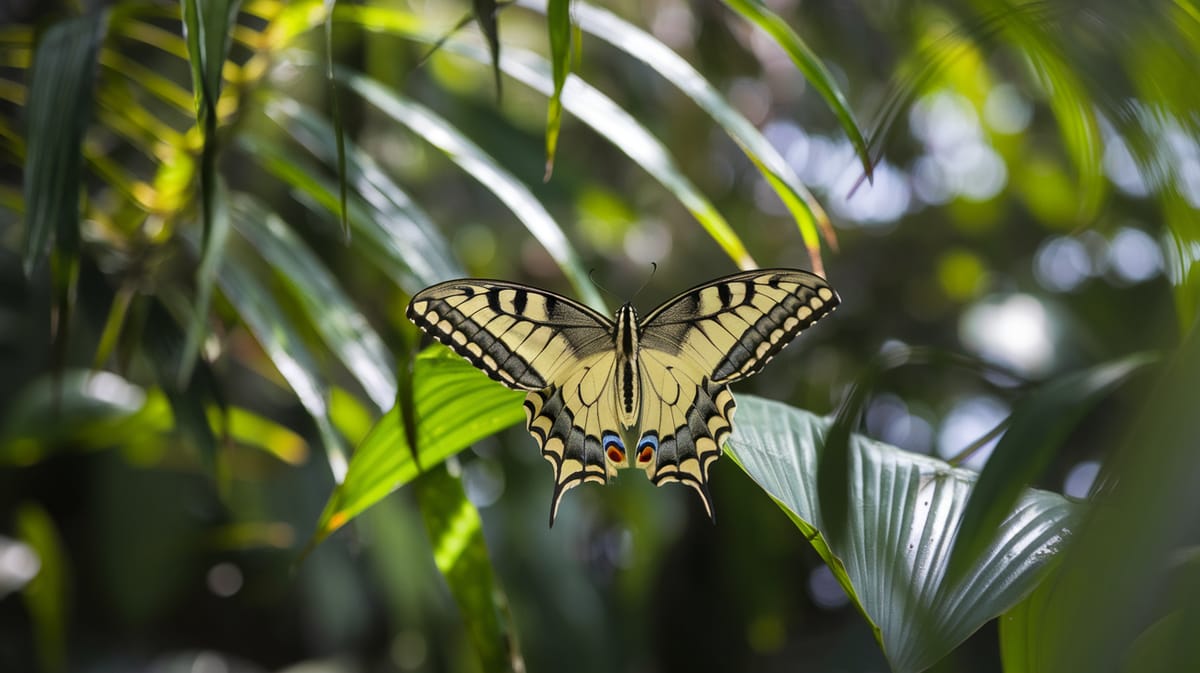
(607, 446, 626, 463)
(638, 446, 654, 464)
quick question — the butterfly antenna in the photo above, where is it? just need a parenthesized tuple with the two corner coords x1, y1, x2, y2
(588, 268, 617, 302)
(631, 262, 658, 303)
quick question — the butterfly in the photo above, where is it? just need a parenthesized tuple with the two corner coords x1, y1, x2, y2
(406, 268, 839, 525)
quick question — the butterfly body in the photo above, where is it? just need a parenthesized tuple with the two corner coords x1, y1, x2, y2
(406, 269, 839, 525)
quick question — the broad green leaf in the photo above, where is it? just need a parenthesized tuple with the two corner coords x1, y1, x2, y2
(948, 354, 1155, 581)
(339, 67, 607, 309)
(543, 0, 571, 179)
(16, 503, 68, 673)
(179, 0, 242, 385)
(22, 12, 106, 275)
(521, 0, 832, 269)
(417, 465, 524, 673)
(728, 396, 1077, 673)
(254, 95, 462, 288)
(718, 0, 871, 181)
(229, 192, 397, 411)
(312, 346, 524, 543)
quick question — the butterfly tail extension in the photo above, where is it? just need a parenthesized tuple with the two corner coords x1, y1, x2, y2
(655, 381, 735, 521)
(525, 386, 610, 526)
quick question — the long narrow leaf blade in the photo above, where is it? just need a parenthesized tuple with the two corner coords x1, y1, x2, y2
(947, 354, 1155, 581)
(330, 7, 757, 270)
(416, 465, 524, 672)
(254, 95, 462, 287)
(521, 0, 832, 267)
(338, 67, 607, 308)
(178, 0, 242, 385)
(229, 193, 397, 411)
(22, 12, 106, 275)
(543, 0, 572, 179)
(718, 0, 872, 181)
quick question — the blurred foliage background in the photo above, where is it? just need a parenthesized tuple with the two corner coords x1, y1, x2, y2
(1, 0, 1198, 672)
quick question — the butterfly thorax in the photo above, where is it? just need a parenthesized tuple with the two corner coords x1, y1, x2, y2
(613, 303, 641, 435)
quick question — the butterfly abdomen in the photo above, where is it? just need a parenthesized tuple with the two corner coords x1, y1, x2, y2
(613, 303, 641, 429)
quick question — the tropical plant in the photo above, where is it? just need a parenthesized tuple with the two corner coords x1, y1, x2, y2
(1, 1, 1197, 672)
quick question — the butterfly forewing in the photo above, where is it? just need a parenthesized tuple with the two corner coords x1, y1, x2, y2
(639, 269, 839, 383)
(406, 279, 613, 391)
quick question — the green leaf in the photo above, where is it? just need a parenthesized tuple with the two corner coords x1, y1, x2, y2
(253, 95, 462, 288)
(228, 192, 397, 411)
(311, 346, 524, 543)
(947, 354, 1155, 581)
(416, 465, 524, 672)
(179, 0, 242, 385)
(543, 0, 571, 179)
(143, 300, 225, 471)
(22, 12, 106, 275)
(16, 503, 69, 673)
(523, 0, 832, 268)
(0, 370, 172, 465)
(322, 0, 350, 241)
(338, 67, 607, 309)
(178, 176, 230, 387)
(717, 0, 872, 181)
(177, 0, 241, 386)
(202, 236, 347, 477)
(1023, 321, 1200, 673)
(329, 6, 757, 270)
(473, 0, 503, 99)
(728, 396, 1077, 673)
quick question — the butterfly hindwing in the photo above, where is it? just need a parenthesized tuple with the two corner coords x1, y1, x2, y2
(406, 280, 614, 391)
(634, 347, 736, 517)
(523, 352, 628, 525)
(639, 269, 839, 383)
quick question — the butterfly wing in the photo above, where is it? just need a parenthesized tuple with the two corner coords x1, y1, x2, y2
(406, 279, 614, 391)
(407, 279, 625, 524)
(524, 351, 631, 525)
(634, 269, 840, 516)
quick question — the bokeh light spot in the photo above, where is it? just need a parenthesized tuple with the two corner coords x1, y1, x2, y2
(808, 565, 850, 610)
(1108, 227, 1163, 284)
(1064, 460, 1102, 499)
(983, 83, 1033, 134)
(960, 294, 1056, 376)
(937, 396, 1010, 471)
(1034, 236, 1091, 292)
(391, 630, 428, 671)
(937, 249, 987, 301)
(206, 562, 243, 598)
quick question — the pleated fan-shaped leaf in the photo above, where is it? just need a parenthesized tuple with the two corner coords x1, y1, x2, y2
(728, 396, 1078, 673)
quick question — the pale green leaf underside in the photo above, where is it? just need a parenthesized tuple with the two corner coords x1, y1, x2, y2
(727, 396, 1078, 673)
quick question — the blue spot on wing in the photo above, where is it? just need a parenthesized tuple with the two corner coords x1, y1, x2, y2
(602, 431, 624, 451)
